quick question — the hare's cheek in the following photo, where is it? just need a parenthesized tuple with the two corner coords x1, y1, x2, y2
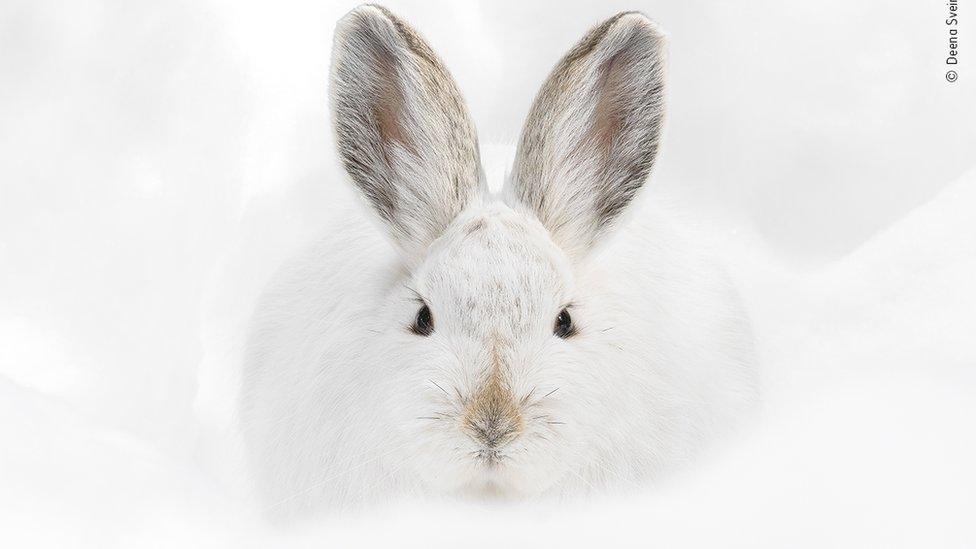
(402, 435, 477, 492)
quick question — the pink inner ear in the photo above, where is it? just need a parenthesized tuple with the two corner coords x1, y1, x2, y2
(372, 48, 415, 156)
(590, 53, 629, 156)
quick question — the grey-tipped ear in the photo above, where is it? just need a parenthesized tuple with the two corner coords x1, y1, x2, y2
(330, 4, 483, 261)
(505, 12, 667, 260)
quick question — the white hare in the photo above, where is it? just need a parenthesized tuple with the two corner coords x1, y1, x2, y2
(241, 4, 757, 512)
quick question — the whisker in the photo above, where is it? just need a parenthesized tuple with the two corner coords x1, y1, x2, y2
(565, 465, 601, 492)
(404, 285, 424, 303)
(522, 387, 560, 409)
(429, 379, 450, 398)
(562, 443, 641, 489)
(359, 455, 413, 503)
(541, 387, 560, 400)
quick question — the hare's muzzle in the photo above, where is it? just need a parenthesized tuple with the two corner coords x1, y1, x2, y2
(462, 370, 523, 456)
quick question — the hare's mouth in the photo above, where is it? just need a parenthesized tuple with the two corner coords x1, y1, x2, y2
(473, 448, 504, 468)
(457, 461, 520, 498)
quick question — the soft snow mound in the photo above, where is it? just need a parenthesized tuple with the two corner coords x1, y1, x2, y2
(737, 168, 976, 409)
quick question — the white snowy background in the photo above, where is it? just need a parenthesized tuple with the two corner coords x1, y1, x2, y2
(1, 0, 974, 546)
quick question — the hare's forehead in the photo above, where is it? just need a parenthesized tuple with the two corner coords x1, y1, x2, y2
(420, 213, 568, 305)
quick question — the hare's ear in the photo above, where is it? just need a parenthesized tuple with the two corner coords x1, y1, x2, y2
(330, 5, 483, 262)
(505, 12, 666, 260)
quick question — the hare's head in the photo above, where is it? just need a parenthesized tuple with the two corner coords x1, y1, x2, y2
(330, 5, 666, 496)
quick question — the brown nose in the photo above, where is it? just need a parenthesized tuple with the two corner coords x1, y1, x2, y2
(463, 370, 522, 449)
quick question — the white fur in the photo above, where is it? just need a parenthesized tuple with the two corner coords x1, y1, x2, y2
(239, 5, 757, 515)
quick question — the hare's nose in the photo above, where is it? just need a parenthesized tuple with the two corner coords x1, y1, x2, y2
(466, 414, 518, 449)
(462, 372, 523, 449)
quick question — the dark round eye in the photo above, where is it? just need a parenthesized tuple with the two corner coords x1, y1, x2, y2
(411, 304, 434, 336)
(554, 308, 575, 339)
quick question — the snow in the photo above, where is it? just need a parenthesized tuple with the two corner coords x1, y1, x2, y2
(1, 0, 973, 546)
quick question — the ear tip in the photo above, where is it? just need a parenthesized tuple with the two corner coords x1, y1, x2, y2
(607, 11, 668, 43)
(340, 3, 391, 22)
(333, 4, 396, 42)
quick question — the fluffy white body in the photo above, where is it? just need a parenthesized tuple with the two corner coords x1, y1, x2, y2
(242, 199, 755, 510)
(240, 5, 757, 513)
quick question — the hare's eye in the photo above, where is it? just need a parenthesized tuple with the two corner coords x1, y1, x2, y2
(411, 304, 434, 336)
(554, 308, 575, 339)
